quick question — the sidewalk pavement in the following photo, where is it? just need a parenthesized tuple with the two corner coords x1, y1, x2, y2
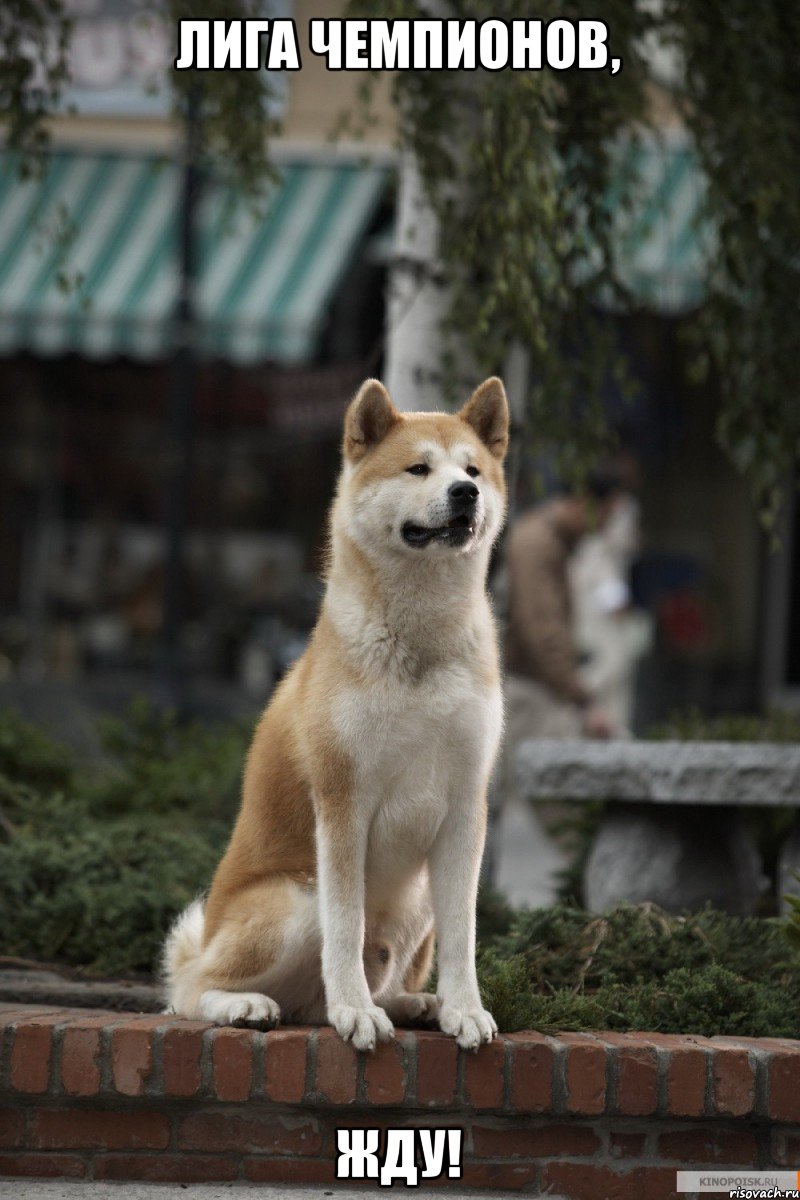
(2, 1183, 558, 1199)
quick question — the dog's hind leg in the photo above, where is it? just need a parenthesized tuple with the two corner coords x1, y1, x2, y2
(198, 988, 281, 1028)
(165, 876, 322, 1027)
(381, 926, 440, 1026)
(403, 926, 436, 993)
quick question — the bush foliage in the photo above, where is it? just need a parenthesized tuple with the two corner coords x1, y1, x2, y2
(475, 891, 800, 1038)
(650, 707, 800, 744)
(2, 705, 799, 1036)
(0, 702, 247, 974)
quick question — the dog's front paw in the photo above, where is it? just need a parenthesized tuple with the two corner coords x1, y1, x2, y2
(438, 1002, 497, 1050)
(329, 1003, 394, 1051)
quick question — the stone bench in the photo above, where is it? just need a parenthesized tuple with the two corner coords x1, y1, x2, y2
(516, 740, 800, 914)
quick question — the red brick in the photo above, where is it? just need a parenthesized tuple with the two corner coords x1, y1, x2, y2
(630, 1032, 714, 1120)
(364, 1035, 407, 1105)
(609, 1131, 647, 1159)
(473, 1122, 600, 1159)
(541, 1162, 640, 1200)
(666, 1044, 708, 1117)
(111, 1024, 155, 1096)
(508, 1033, 555, 1113)
(641, 1032, 709, 1051)
(177, 1110, 322, 1155)
(9, 1016, 62, 1093)
(712, 1035, 789, 1052)
(463, 1036, 505, 1109)
(456, 1162, 539, 1190)
(6, 1004, 91, 1016)
(602, 1034, 658, 1116)
(314, 1028, 358, 1105)
(712, 1047, 755, 1117)
(658, 1127, 757, 1166)
(263, 1028, 308, 1103)
(409, 1161, 536, 1189)
(642, 1166, 684, 1200)
(108, 1012, 173, 1025)
(333, 1116, 392, 1140)
(562, 1033, 606, 1116)
(769, 1049, 800, 1122)
(30, 1109, 169, 1151)
(415, 1032, 458, 1107)
(614, 1032, 661, 1043)
(95, 1154, 239, 1183)
(772, 1129, 800, 1166)
(244, 1157, 337, 1184)
(60, 1007, 124, 1021)
(109, 1014, 171, 1032)
(162, 1022, 208, 1097)
(0, 1006, 64, 1027)
(0, 1107, 25, 1148)
(0, 1153, 86, 1178)
(211, 1027, 254, 1102)
(62, 1012, 122, 1030)
(60, 1027, 102, 1097)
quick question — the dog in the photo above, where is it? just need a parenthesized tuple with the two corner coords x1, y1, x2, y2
(163, 376, 509, 1051)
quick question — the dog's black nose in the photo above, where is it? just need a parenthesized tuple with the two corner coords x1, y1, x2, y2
(448, 480, 479, 509)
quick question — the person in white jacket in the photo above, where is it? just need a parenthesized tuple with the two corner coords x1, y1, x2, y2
(570, 491, 652, 734)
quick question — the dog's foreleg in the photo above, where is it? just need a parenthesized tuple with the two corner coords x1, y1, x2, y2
(428, 794, 497, 1050)
(315, 809, 394, 1051)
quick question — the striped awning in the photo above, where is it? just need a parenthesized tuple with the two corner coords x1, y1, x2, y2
(610, 134, 711, 313)
(0, 151, 389, 364)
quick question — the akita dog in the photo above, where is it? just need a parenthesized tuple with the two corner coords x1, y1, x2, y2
(163, 376, 509, 1051)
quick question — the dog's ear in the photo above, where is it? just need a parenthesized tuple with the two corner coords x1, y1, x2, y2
(459, 377, 509, 460)
(344, 379, 401, 462)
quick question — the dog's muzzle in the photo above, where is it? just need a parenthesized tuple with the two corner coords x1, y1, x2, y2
(401, 482, 480, 548)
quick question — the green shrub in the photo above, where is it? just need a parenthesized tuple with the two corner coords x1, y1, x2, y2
(493, 903, 795, 989)
(0, 811, 226, 974)
(474, 902, 800, 1036)
(90, 696, 248, 820)
(475, 899, 800, 1037)
(649, 706, 800, 743)
(0, 707, 74, 791)
(785, 873, 800, 953)
(0, 701, 245, 975)
(479, 959, 800, 1040)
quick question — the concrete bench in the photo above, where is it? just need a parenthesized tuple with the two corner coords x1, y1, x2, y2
(516, 739, 800, 914)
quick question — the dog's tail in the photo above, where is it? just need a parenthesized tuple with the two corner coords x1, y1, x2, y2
(161, 898, 206, 1014)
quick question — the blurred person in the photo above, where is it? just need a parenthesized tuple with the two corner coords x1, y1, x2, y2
(570, 489, 653, 733)
(488, 469, 628, 908)
(503, 468, 627, 744)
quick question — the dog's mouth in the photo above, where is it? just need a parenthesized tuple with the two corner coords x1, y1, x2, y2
(401, 513, 477, 548)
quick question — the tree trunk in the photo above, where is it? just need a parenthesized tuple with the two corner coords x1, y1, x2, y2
(383, 152, 452, 412)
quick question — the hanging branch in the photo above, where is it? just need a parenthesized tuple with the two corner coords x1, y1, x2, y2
(662, 0, 800, 529)
(351, 0, 800, 517)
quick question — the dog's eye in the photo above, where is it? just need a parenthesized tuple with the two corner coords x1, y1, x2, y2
(406, 463, 430, 476)
(466, 465, 480, 478)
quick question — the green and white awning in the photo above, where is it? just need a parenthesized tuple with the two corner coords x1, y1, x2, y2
(610, 134, 711, 313)
(0, 151, 389, 363)
(0, 136, 708, 363)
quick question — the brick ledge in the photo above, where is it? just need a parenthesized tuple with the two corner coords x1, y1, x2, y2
(1, 1003, 799, 1195)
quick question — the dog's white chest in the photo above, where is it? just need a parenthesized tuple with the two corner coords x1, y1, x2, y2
(333, 662, 501, 887)
(336, 661, 497, 778)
